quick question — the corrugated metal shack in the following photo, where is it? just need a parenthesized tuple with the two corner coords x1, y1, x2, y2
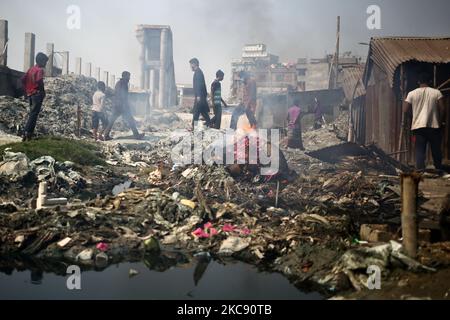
(352, 37, 450, 164)
(340, 65, 366, 143)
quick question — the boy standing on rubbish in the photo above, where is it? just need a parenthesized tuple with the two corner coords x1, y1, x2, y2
(91, 81, 109, 141)
(21, 52, 49, 141)
(210, 70, 228, 129)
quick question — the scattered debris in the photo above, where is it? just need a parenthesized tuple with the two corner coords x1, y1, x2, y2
(57, 237, 72, 248)
(76, 249, 94, 262)
(129, 268, 139, 278)
(0, 151, 33, 182)
(219, 236, 251, 255)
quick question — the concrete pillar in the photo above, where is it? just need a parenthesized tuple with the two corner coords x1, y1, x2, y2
(150, 69, 156, 107)
(110, 75, 116, 88)
(144, 68, 150, 90)
(75, 57, 82, 75)
(23, 33, 35, 71)
(140, 42, 146, 89)
(85, 62, 92, 77)
(95, 67, 101, 81)
(61, 51, 69, 75)
(167, 33, 176, 107)
(103, 71, 109, 86)
(159, 28, 168, 108)
(0, 20, 8, 66)
(45, 43, 54, 77)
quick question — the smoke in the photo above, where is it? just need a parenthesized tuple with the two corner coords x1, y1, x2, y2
(166, 0, 277, 97)
(200, 0, 276, 45)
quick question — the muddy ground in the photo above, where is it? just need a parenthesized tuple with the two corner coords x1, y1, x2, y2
(1, 101, 450, 299)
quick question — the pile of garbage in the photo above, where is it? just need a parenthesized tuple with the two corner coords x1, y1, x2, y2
(0, 180, 353, 270)
(332, 110, 349, 141)
(143, 110, 188, 132)
(0, 75, 135, 138)
(320, 241, 436, 292)
(0, 151, 87, 204)
(0, 96, 28, 133)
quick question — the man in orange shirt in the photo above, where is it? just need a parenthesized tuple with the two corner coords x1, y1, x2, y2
(240, 71, 258, 128)
(21, 52, 49, 141)
(229, 72, 258, 130)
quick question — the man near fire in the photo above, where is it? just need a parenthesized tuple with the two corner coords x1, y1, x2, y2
(103, 71, 144, 140)
(210, 70, 228, 129)
(286, 99, 305, 150)
(240, 71, 258, 129)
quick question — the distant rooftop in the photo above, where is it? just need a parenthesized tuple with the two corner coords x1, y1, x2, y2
(136, 25, 171, 31)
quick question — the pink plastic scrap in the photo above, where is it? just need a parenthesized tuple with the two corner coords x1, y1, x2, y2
(192, 228, 209, 238)
(96, 242, 109, 252)
(204, 222, 213, 230)
(222, 224, 236, 232)
(192, 223, 218, 238)
(222, 224, 251, 235)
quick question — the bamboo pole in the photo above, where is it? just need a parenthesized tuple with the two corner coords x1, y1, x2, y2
(334, 16, 340, 89)
(397, 65, 405, 162)
(77, 105, 81, 137)
(401, 173, 421, 258)
(275, 181, 280, 208)
(438, 77, 450, 90)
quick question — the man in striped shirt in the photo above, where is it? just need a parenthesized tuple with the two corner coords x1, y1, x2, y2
(210, 70, 228, 129)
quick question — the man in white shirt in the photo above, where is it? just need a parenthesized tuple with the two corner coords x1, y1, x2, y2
(91, 81, 109, 141)
(403, 73, 445, 171)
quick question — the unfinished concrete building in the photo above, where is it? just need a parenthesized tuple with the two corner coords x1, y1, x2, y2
(296, 54, 361, 92)
(230, 44, 297, 103)
(136, 25, 177, 109)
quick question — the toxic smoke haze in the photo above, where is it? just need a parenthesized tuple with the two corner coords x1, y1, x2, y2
(1, 0, 450, 98)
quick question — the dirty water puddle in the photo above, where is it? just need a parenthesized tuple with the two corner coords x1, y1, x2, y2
(0, 259, 322, 300)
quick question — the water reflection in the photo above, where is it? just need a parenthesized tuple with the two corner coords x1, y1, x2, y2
(0, 253, 323, 300)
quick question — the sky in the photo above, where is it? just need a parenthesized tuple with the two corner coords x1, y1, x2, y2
(1, 0, 450, 98)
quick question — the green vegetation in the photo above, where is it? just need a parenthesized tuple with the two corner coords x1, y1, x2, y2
(0, 136, 106, 166)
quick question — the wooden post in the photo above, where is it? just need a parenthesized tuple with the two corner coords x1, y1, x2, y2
(333, 16, 340, 89)
(77, 105, 81, 137)
(401, 173, 421, 258)
(275, 180, 280, 208)
(397, 65, 406, 162)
